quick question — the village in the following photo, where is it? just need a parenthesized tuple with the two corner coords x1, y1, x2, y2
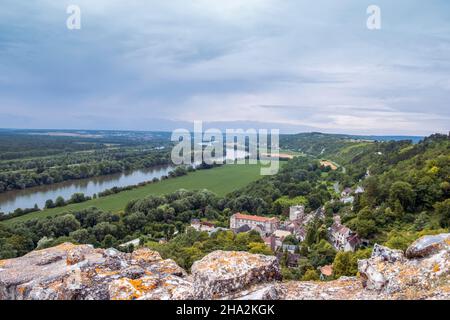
(190, 186, 365, 280)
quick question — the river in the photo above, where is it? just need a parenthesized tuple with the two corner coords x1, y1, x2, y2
(0, 165, 175, 214)
(0, 148, 249, 214)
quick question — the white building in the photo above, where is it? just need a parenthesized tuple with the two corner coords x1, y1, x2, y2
(230, 213, 278, 236)
(329, 223, 360, 252)
(289, 205, 305, 221)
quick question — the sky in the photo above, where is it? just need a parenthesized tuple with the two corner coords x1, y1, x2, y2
(0, 0, 449, 135)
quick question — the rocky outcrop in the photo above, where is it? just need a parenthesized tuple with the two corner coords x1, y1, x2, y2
(0, 244, 282, 300)
(356, 235, 450, 299)
(281, 235, 450, 300)
(0, 244, 192, 300)
(0, 233, 449, 300)
(191, 250, 281, 299)
(405, 233, 450, 259)
(371, 244, 405, 263)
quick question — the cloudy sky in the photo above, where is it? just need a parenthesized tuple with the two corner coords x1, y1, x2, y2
(0, 0, 449, 135)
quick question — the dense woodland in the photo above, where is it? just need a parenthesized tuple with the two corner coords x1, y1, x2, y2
(0, 132, 449, 280)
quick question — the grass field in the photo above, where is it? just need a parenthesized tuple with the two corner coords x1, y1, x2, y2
(1, 164, 268, 226)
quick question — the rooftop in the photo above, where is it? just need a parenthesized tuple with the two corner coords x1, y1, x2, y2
(320, 265, 333, 277)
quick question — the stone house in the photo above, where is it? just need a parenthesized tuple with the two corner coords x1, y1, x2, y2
(289, 205, 305, 221)
(230, 213, 279, 236)
(190, 219, 215, 232)
(329, 222, 360, 252)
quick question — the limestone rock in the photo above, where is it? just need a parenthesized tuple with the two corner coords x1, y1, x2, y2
(371, 244, 404, 262)
(280, 277, 381, 300)
(190, 250, 281, 299)
(108, 275, 194, 300)
(358, 259, 386, 290)
(405, 233, 450, 259)
(1, 233, 450, 300)
(355, 235, 450, 298)
(0, 243, 190, 300)
(233, 284, 280, 300)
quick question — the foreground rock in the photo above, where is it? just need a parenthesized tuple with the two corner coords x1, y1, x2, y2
(356, 235, 450, 299)
(0, 244, 281, 300)
(281, 234, 450, 300)
(191, 250, 281, 299)
(0, 233, 449, 300)
(0, 243, 191, 300)
(405, 233, 450, 259)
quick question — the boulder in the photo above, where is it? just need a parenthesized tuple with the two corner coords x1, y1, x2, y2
(358, 259, 386, 290)
(371, 244, 404, 262)
(190, 250, 281, 299)
(405, 233, 450, 259)
(0, 243, 189, 300)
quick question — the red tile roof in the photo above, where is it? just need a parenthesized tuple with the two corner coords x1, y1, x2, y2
(233, 213, 278, 223)
(320, 265, 333, 277)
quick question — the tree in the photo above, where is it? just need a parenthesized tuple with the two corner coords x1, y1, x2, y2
(389, 181, 415, 211)
(333, 248, 371, 278)
(435, 199, 450, 228)
(302, 269, 319, 281)
(69, 228, 90, 244)
(384, 231, 416, 251)
(45, 199, 55, 209)
(69, 193, 87, 204)
(248, 242, 272, 255)
(351, 218, 377, 239)
(283, 235, 299, 245)
(123, 212, 147, 231)
(55, 196, 65, 207)
(53, 214, 81, 237)
(102, 234, 117, 248)
(308, 239, 336, 267)
(332, 251, 353, 278)
(92, 222, 118, 242)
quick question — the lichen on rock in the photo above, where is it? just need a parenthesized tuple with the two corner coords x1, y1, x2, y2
(190, 250, 281, 299)
(0, 233, 449, 300)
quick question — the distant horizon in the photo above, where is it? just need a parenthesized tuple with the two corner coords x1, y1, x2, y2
(0, 126, 432, 138)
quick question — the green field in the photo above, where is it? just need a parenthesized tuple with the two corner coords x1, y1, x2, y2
(1, 164, 269, 226)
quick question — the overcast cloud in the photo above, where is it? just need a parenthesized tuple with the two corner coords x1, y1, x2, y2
(0, 0, 449, 134)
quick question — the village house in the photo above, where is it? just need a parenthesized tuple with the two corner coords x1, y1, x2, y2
(230, 213, 279, 236)
(355, 186, 365, 194)
(285, 220, 307, 242)
(341, 187, 352, 197)
(341, 195, 354, 204)
(119, 238, 140, 249)
(263, 235, 276, 252)
(329, 221, 361, 252)
(281, 244, 298, 254)
(207, 227, 229, 236)
(272, 229, 292, 251)
(190, 219, 215, 232)
(289, 205, 305, 221)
